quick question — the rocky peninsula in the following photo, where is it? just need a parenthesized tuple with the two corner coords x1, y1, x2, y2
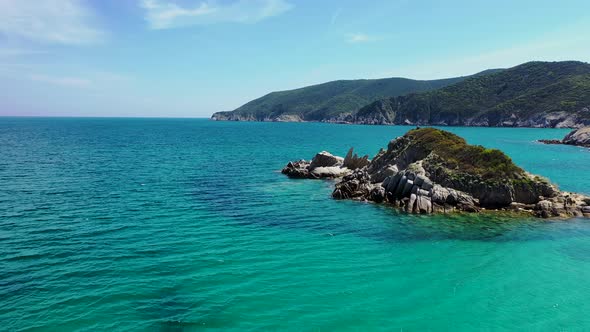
(282, 128, 590, 218)
(540, 127, 590, 147)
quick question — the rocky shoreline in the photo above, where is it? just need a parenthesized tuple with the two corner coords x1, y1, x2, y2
(282, 128, 590, 219)
(211, 114, 590, 129)
(539, 127, 590, 148)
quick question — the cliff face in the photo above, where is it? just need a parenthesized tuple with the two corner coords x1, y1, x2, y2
(282, 128, 590, 218)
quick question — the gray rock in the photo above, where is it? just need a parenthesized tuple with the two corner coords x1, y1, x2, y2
(387, 173, 403, 193)
(411, 185, 430, 197)
(535, 200, 555, 218)
(408, 193, 417, 213)
(402, 179, 414, 198)
(370, 186, 386, 203)
(563, 127, 590, 147)
(421, 180, 434, 191)
(310, 166, 351, 178)
(382, 176, 392, 189)
(310, 151, 342, 170)
(417, 188, 430, 196)
(281, 160, 310, 178)
(414, 175, 426, 186)
(372, 165, 398, 183)
(430, 185, 450, 204)
(343, 148, 370, 170)
(417, 195, 432, 214)
(332, 169, 372, 199)
(442, 187, 479, 212)
(394, 176, 407, 198)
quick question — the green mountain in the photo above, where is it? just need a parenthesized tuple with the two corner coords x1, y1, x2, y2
(211, 74, 481, 122)
(353, 61, 590, 127)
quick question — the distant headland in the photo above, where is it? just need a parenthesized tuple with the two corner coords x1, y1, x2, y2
(212, 61, 590, 128)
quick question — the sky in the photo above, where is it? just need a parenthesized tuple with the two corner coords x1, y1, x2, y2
(1, 0, 590, 117)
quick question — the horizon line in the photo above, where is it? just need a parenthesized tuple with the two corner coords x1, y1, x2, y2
(0, 115, 211, 119)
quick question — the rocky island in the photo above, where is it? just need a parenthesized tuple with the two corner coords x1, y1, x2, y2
(283, 128, 590, 218)
(540, 127, 590, 147)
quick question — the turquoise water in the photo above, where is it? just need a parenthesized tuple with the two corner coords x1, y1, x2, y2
(1, 118, 590, 331)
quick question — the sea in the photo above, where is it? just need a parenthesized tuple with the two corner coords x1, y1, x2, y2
(1, 117, 590, 331)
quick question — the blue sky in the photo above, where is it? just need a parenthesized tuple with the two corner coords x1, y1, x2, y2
(1, 0, 589, 117)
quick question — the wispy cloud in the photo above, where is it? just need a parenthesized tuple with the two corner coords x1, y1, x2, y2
(346, 33, 378, 43)
(0, 0, 104, 45)
(140, 0, 293, 29)
(30, 74, 92, 88)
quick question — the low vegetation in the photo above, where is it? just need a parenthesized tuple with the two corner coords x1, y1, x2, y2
(212, 74, 479, 121)
(406, 128, 523, 180)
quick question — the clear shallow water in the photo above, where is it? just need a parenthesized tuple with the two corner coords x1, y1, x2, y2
(1, 118, 590, 331)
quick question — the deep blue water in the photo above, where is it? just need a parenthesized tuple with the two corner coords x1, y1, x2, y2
(1, 117, 590, 331)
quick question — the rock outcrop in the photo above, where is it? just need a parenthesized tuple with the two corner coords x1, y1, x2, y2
(281, 149, 367, 179)
(283, 128, 590, 219)
(540, 127, 590, 148)
(563, 127, 590, 147)
(343, 148, 370, 170)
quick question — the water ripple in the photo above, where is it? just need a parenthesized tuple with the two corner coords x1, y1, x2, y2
(1, 119, 590, 331)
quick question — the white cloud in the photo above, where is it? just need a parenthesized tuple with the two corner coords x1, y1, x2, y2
(30, 74, 91, 88)
(140, 0, 293, 29)
(346, 33, 377, 43)
(0, 0, 104, 45)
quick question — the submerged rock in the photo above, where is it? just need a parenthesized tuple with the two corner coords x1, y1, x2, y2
(283, 128, 590, 219)
(281, 160, 311, 178)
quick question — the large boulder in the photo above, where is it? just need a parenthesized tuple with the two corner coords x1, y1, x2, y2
(283, 150, 353, 180)
(332, 170, 373, 200)
(309, 151, 343, 170)
(310, 166, 351, 179)
(281, 160, 310, 178)
(535, 200, 557, 218)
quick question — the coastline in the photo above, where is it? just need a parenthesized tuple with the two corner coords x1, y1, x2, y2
(209, 116, 584, 129)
